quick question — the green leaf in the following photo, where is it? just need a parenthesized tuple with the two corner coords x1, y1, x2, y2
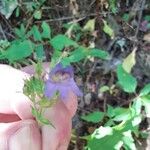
(122, 13, 130, 22)
(144, 15, 150, 22)
(122, 49, 136, 73)
(117, 65, 137, 93)
(69, 46, 87, 62)
(113, 107, 131, 122)
(103, 20, 114, 39)
(31, 107, 38, 117)
(123, 131, 136, 150)
(41, 22, 51, 39)
(132, 98, 142, 116)
(107, 105, 115, 118)
(33, 10, 42, 19)
(99, 85, 110, 93)
(141, 95, 150, 117)
(140, 83, 150, 96)
(92, 126, 113, 139)
(50, 34, 78, 51)
(81, 111, 105, 123)
(132, 116, 142, 126)
(15, 24, 26, 39)
(83, 19, 95, 32)
(88, 128, 122, 150)
(109, 0, 117, 13)
(15, 7, 20, 17)
(89, 48, 109, 59)
(61, 57, 71, 67)
(35, 44, 45, 60)
(0, 40, 34, 62)
(87, 120, 134, 150)
(32, 26, 42, 41)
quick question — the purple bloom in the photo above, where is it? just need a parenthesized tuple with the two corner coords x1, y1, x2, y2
(44, 63, 82, 101)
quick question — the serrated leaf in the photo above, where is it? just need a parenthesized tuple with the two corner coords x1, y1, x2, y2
(50, 34, 78, 51)
(117, 65, 137, 93)
(32, 26, 42, 41)
(103, 20, 114, 39)
(140, 83, 150, 96)
(41, 21, 51, 39)
(15, 24, 26, 39)
(35, 44, 45, 60)
(81, 111, 105, 123)
(0, 40, 34, 62)
(89, 48, 109, 59)
(122, 49, 136, 73)
(83, 19, 95, 32)
(69, 46, 87, 62)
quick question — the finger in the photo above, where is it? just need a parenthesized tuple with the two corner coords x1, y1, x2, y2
(0, 65, 33, 119)
(0, 120, 41, 150)
(41, 101, 72, 150)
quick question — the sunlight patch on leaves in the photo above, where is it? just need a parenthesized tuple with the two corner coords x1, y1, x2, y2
(122, 49, 136, 73)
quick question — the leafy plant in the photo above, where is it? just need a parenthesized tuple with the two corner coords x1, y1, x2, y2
(81, 84, 150, 150)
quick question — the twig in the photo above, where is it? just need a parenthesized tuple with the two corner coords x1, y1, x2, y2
(0, 24, 7, 40)
(134, 0, 146, 40)
(35, 12, 112, 23)
(85, 59, 99, 84)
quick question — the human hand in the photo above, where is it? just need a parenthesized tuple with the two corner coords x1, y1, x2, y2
(0, 63, 79, 150)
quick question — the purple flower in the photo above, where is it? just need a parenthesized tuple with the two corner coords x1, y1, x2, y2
(44, 63, 82, 101)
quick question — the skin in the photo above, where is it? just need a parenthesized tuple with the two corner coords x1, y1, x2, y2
(0, 63, 78, 150)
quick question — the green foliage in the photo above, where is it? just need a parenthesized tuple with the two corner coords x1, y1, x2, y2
(83, 80, 150, 150)
(144, 15, 150, 22)
(50, 34, 78, 51)
(89, 48, 109, 59)
(0, 40, 34, 62)
(81, 111, 105, 123)
(122, 49, 136, 73)
(33, 10, 42, 19)
(122, 13, 130, 22)
(117, 65, 137, 93)
(83, 19, 95, 32)
(103, 20, 114, 39)
(108, 0, 118, 14)
(140, 83, 150, 96)
(41, 22, 51, 39)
